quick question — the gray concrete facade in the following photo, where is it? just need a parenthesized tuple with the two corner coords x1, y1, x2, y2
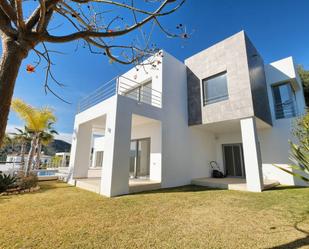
(185, 31, 272, 126)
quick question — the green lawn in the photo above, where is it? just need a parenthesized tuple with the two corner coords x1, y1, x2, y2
(0, 181, 309, 249)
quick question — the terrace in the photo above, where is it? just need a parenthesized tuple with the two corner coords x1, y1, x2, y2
(77, 75, 162, 113)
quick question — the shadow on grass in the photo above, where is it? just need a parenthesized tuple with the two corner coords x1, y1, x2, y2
(265, 185, 309, 192)
(38, 180, 75, 193)
(0, 181, 73, 204)
(269, 236, 309, 249)
(267, 215, 309, 249)
(0, 196, 13, 204)
(130, 185, 223, 196)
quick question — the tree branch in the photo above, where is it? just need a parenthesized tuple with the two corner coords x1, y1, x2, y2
(0, 0, 17, 23)
(42, 0, 183, 43)
(25, 0, 59, 30)
(36, 0, 46, 32)
(15, 0, 25, 30)
(0, 8, 17, 37)
(70, 0, 185, 17)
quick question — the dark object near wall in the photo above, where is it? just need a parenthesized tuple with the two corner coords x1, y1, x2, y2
(210, 161, 226, 178)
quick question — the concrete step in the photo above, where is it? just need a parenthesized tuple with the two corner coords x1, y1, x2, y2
(75, 178, 101, 194)
(191, 177, 280, 191)
(263, 179, 280, 190)
(129, 182, 161, 193)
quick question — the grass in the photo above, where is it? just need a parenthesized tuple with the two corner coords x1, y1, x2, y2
(0, 181, 309, 249)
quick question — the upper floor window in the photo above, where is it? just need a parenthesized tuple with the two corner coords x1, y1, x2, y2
(272, 82, 296, 119)
(202, 72, 228, 105)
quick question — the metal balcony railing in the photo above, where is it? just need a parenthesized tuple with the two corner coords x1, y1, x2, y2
(77, 76, 162, 113)
(275, 99, 297, 119)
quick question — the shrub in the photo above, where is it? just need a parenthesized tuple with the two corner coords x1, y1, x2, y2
(16, 171, 38, 190)
(0, 171, 17, 193)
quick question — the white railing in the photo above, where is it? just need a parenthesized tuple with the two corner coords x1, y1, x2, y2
(117, 76, 162, 108)
(78, 76, 162, 112)
(78, 77, 118, 113)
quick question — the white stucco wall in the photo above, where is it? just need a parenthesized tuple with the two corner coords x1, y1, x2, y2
(158, 52, 217, 188)
(259, 118, 308, 186)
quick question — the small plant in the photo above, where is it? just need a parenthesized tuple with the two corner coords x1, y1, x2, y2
(0, 171, 17, 193)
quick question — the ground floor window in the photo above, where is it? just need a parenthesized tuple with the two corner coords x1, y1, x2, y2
(95, 151, 103, 168)
(129, 138, 150, 178)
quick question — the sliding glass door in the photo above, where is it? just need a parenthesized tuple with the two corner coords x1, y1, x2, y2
(129, 138, 150, 178)
(223, 144, 245, 178)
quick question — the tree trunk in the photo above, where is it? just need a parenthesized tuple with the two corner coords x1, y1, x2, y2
(25, 135, 38, 176)
(35, 141, 42, 169)
(0, 37, 28, 147)
(20, 142, 25, 170)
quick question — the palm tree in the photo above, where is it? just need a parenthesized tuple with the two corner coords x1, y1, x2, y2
(1, 134, 11, 149)
(10, 127, 31, 169)
(0, 134, 11, 162)
(11, 99, 56, 175)
(35, 123, 58, 169)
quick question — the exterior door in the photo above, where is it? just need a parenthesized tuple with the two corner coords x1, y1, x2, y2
(129, 138, 150, 178)
(223, 144, 245, 177)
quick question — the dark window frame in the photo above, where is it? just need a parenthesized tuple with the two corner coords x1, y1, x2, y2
(271, 81, 297, 120)
(202, 71, 229, 106)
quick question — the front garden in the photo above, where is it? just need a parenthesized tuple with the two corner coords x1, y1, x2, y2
(0, 181, 308, 249)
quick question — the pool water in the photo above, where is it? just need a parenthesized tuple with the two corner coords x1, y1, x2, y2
(37, 170, 57, 176)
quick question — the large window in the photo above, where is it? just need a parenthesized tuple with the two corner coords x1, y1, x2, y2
(202, 72, 229, 105)
(272, 82, 296, 119)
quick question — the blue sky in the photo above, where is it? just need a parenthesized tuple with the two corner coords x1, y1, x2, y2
(4, 0, 309, 142)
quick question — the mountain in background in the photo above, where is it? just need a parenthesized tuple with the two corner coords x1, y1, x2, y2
(43, 139, 71, 155)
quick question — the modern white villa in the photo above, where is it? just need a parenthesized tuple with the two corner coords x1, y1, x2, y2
(68, 31, 307, 197)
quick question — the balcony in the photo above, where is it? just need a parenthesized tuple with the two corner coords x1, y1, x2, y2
(77, 76, 162, 113)
(274, 99, 297, 119)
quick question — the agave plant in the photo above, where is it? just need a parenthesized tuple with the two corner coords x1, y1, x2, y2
(0, 171, 17, 192)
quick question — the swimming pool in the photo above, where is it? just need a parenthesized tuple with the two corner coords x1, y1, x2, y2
(37, 170, 58, 176)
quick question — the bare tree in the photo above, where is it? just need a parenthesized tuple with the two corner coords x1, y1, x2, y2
(0, 0, 187, 146)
